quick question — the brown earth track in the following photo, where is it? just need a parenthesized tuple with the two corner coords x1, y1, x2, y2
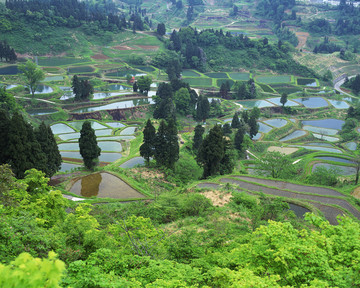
(91, 54, 110, 60)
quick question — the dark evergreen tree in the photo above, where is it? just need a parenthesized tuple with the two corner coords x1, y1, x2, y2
(157, 23, 166, 36)
(72, 75, 81, 100)
(195, 95, 210, 122)
(6, 112, 47, 178)
(154, 120, 168, 167)
(219, 138, 235, 175)
(35, 122, 62, 177)
(153, 82, 175, 119)
(0, 110, 10, 164)
(231, 112, 240, 129)
(133, 81, 138, 92)
(139, 119, 156, 166)
(249, 115, 259, 139)
(165, 118, 179, 169)
(80, 80, 94, 100)
(234, 126, 245, 151)
(193, 124, 204, 151)
(197, 125, 224, 178)
(222, 123, 232, 135)
(242, 110, 249, 124)
(79, 121, 101, 170)
(280, 93, 288, 107)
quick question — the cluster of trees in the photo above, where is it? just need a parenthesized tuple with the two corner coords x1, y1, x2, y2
(133, 75, 152, 95)
(0, 109, 61, 178)
(344, 74, 360, 95)
(0, 41, 17, 62)
(219, 79, 259, 100)
(256, 0, 296, 22)
(308, 19, 332, 35)
(313, 36, 341, 54)
(196, 124, 235, 178)
(72, 75, 94, 101)
(140, 118, 179, 169)
(5, 0, 128, 32)
(165, 26, 315, 76)
(335, 0, 360, 35)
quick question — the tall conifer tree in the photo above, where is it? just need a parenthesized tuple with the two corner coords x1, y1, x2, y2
(35, 122, 62, 177)
(79, 121, 101, 170)
(140, 119, 156, 166)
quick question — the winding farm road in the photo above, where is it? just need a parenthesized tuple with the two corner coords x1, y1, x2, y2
(197, 176, 360, 225)
(333, 75, 356, 97)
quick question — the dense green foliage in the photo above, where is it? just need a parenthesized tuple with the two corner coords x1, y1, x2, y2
(72, 75, 94, 101)
(0, 41, 17, 62)
(18, 60, 45, 97)
(166, 26, 315, 76)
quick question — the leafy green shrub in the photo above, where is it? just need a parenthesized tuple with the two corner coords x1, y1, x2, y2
(306, 166, 340, 186)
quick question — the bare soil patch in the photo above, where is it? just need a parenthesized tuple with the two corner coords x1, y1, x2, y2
(352, 186, 360, 199)
(201, 190, 232, 207)
(91, 53, 110, 60)
(268, 146, 298, 155)
(136, 45, 159, 51)
(294, 31, 309, 50)
(112, 45, 135, 51)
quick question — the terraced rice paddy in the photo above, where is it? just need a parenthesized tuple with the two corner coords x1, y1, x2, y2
(312, 163, 356, 176)
(256, 75, 291, 84)
(228, 73, 249, 80)
(68, 66, 94, 73)
(51, 123, 75, 134)
(181, 70, 200, 77)
(37, 57, 89, 66)
(238, 100, 274, 108)
(205, 72, 228, 78)
(263, 118, 288, 128)
(182, 78, 213, 86)
(280, 130, 307, 141)
(70, 172, 145, 199)
(293, 97, 328, 108)
(266, 97, 300, 106)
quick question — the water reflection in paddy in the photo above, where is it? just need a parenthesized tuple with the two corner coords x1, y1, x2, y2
(34, 85, 53, 94)
(293, 97, 328, 108)
(92, 92, 130, 100)
(280, 130, 306, 141)
(120, 127, 137, 135)
(60, 151, 82, 159)
(291, 145, 342, 153)
(98, 141, 122, 152)
(302, 119, 344, 130)
(58, 132, 81, 140)
(328, 99, 350, 109)
(303, 126, 338, 135)
(98, 152, 122, 163)
(312, 134, 339, 142)
(266, 97, 300, 107)
(60, 162, 81, 172)
(70, 172, 145, 199)
(289, 203, 311, 218)
(258, 122, 273, 133)
(68, 121, 108, 130)
(51, 123, 75, 134)
(315, 156, 353, 164)
(73, 98, 154, 113)
(120, 157, 146, 168)
(263, 118, 288, 128)
(58, 142, 79, 151)
(345, 142, 357, 150)
(105, 122, 125, 128)
(238, 100, 274, 108)
(312, 163, 356, 175)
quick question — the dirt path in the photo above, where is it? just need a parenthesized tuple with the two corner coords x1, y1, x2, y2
(14, 96, 57, 105)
